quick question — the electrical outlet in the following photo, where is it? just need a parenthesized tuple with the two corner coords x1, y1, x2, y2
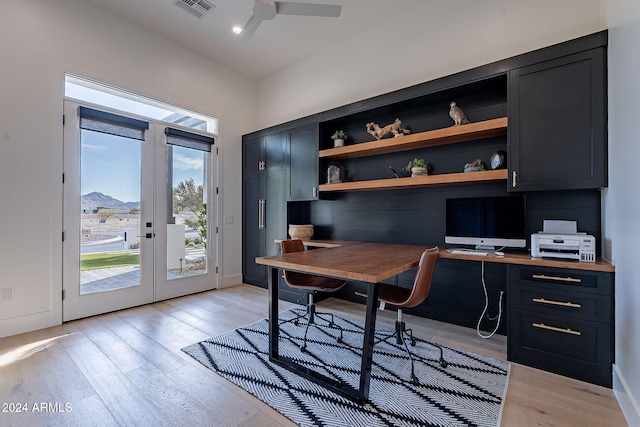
(224, 217, 234, 225)
(0, 287, 11, 302)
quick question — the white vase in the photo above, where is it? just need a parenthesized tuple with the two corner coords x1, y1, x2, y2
(288, 224, 314, 240)
(411, 167, 428, 177)
(333, 139, 344, 147)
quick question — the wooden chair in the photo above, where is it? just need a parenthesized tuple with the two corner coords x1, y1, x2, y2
(280, 239, 347, 352)
(356, 246, 447, 385)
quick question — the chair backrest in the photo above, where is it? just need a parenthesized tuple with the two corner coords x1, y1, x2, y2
(398, 247, 439, 308)
(281, 239, 305, 254)
(280, 239, 347, 291)
(280, 239, 305, 286)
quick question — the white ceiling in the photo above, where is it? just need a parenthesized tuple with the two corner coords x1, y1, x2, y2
(85, 0, 426, 80)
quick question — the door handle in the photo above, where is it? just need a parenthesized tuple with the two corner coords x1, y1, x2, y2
(139, 233, 154, 238)
(258, 199, 266, 229)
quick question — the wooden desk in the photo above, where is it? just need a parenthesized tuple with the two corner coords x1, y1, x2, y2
(275, 239, 614, 272)
(255, 242, 430, 402)
(439, 250, 614, 272)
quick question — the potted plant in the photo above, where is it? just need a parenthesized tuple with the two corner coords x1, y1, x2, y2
(331, 130, 347, 147)
(464, 159, 485, 172)
(405, 158, 429, 177)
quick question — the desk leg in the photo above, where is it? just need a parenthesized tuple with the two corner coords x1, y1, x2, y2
(359, 282, 379, 401)
(268, 266, 279, 360)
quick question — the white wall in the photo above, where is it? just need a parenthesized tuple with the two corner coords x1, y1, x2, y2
(256, 0, 604, 129)
(0, 0, 256, 337)
(603, 0, 640, 424)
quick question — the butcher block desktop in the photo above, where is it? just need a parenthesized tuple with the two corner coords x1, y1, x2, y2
(276, 239, 614, 272)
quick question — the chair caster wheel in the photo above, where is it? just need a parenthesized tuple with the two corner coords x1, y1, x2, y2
(337, 337, 343, 343)
(440, 359, 448, 368)
(410, 339, 416, 346)
(410, 375, 419, 385)
(300, 346, 307, 353)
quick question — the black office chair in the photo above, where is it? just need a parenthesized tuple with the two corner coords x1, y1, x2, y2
(356, 247, 447, 385)
(280, 239, 348, 352)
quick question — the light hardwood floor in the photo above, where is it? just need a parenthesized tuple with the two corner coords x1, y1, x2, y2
(0, 284, 627, 426)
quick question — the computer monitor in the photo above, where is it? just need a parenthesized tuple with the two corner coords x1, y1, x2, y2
(445, 196, 527, 250)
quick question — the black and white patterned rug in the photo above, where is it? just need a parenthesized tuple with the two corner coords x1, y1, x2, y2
(182, 308, 510, 427)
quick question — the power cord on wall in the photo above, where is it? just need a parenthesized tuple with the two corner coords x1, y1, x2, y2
(477, 260, 504, 339)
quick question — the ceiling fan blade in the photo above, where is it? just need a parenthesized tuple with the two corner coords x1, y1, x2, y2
(275, 2, 341, 17)
(234, 14, 264, 45)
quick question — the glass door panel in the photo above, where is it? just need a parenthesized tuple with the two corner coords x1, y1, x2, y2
(167, 146, 208, 280)
(63, 101, 155, 321)
(79, 130, 143, 294)
(154, 128, 217, 301)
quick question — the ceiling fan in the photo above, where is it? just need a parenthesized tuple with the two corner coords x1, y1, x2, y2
(235, 0, 342, 45)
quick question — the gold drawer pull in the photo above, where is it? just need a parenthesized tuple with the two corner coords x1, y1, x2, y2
(532, 298, 581, 308)
(532, 274, 581, 283)
(533, 322, 581, 336)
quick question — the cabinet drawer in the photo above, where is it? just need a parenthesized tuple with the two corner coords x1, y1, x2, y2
(511, 265, 612, 295)
(509, 309, 612, 386)
(511, 285, 611, 323)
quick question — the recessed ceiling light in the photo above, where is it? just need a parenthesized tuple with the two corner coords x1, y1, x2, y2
(232, 26, 242, 34)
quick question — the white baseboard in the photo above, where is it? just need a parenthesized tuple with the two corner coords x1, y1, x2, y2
(221, 274, 243, 289)
(613, 363, 640, 426)
(0, 311, 59, 339)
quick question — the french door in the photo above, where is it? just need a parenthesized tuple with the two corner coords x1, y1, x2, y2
(62, 100, 217, 321)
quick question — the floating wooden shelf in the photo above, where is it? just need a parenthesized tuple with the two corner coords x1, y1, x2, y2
(319, 117, 508, 160)
(318, 169, 508, 192)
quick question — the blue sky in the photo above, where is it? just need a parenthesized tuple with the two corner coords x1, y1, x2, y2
(81, 130, 205, 203)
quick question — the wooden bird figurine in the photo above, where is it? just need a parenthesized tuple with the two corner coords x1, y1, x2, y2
(449, 102, 470, 126)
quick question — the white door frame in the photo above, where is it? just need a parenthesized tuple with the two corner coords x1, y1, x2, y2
(62, 100, 218, 321)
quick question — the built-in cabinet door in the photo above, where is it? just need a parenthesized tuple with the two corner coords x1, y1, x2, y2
(243, 137, 263, 175)
(508, 48, 606, 191)
(263, 133, 288, 257)
(242, 133, 288, 286)
(289, 124, 319, 201)
(242, 173, 266, 285)
(242, 138, 265, 285)
(265, 169, 286, 256)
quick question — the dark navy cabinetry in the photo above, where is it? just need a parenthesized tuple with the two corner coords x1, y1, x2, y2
(509, 48, 607, 191)
(241, 31, 613, 385)
(289, 124, 319, 201)
(242, 133, 288, 287)
(507, 265, 614, 387)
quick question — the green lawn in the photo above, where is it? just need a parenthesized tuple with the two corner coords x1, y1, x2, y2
(80, 253, 140, 271)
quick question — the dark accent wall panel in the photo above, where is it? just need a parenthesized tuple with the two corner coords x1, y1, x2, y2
(288, 188, 601, 333)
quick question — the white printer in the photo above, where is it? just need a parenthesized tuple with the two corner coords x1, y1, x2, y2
(531, 220, 596, 262)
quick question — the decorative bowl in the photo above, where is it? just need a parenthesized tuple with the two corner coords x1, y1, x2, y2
(288, 224, 314, 240)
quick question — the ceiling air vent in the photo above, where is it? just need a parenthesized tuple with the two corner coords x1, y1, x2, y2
(174, 0, 215, 18)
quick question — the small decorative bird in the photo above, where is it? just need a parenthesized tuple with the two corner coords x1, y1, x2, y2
(449, 102, 470, 126)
